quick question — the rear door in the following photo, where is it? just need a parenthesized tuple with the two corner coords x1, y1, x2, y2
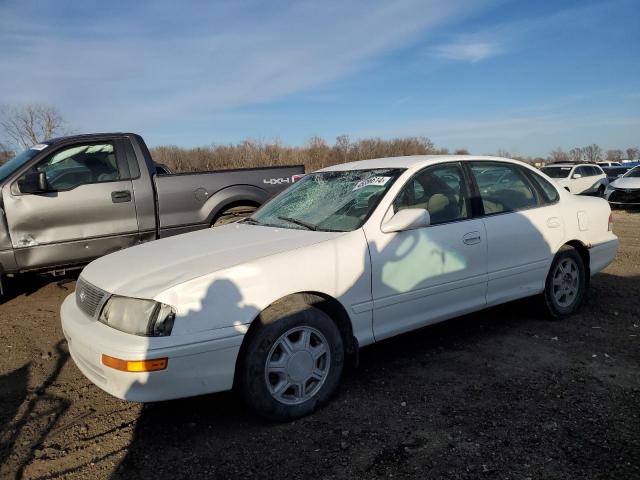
(468, 161, 565, 306)
(1, 139, 139, 270)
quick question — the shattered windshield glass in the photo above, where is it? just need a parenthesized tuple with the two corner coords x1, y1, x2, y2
(250, 168, 404, 232)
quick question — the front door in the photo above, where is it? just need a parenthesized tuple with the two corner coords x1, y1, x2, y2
(366, 162, 487, 341)
(1, 140, 139, 270)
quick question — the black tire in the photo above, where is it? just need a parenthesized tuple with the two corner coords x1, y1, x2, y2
(238, 306, 344, 421)
(212, 205, 257, 227)
(597, 185, 605, 197)
(544, 245, 587, 319)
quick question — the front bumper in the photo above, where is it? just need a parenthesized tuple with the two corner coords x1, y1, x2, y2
(61, 295, 244, 402)
(606, 188, 640, 205)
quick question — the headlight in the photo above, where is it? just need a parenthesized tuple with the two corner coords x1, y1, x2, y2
(99, 296, 175, 337)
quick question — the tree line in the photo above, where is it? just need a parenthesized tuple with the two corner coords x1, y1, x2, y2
(1, 104, 638, 171)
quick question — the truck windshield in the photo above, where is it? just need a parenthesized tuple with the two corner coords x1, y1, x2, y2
(540, 166, 572, 178)
(0, 147, 43, 183)
(250, 168, 404, 232)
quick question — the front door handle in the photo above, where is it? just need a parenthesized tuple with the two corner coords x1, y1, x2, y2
(463, 231, 482, 245)
(111, 190, 132, 203)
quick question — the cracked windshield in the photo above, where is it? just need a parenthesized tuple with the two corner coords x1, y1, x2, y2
(250, 168, 404, 232)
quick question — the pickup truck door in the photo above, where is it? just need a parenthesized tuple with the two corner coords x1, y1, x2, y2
(1, 139, 139, 270)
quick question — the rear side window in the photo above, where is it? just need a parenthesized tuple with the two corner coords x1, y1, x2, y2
(469, 162, 538, 215)
(526, 170, 559, 204)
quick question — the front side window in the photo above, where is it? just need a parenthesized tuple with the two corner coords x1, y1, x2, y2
(575, 166, 590, 177)
(393, 163, 469, 225)
(470, 162, 537, 215)
(541, 166, 572, 178)
(18, 142, 120, 192)
(251, 168, 404, 232)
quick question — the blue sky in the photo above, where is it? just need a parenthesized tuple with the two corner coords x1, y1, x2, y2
(1, 0, 638, 156)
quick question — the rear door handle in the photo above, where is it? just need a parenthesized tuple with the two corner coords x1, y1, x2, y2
(111, 190, 132, 203)
(463, 231, 482, 245)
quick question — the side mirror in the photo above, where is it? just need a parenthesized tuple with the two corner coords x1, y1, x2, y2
(572, 173, 582, 179)
(18, 171, 48, 194)
(381, 208, 430, 233)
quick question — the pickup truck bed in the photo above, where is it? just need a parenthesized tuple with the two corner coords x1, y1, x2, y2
(0, 133, 303, 285)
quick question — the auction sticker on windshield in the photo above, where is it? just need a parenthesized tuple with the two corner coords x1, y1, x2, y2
(353, 176, 391, 191)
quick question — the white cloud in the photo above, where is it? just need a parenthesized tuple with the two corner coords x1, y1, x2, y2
(432, 40, 504, 63)
(0, 0, 492, 131)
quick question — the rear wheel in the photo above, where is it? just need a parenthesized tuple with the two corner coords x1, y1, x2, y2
(238, 306, 344, 421)
(544, 245, 587, 318)
(212, 204, 257, 227)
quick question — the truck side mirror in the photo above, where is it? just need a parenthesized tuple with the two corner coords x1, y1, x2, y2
(18, 171, 49, 194)
(572, 173, 582, 179)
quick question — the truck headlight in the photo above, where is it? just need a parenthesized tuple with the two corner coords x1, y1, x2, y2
(99, 296, 175, 336)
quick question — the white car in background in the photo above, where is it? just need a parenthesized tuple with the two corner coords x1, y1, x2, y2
(61, 156, 619, 420)
(605, 165, 640, 206)
(541, 163, 608, 195)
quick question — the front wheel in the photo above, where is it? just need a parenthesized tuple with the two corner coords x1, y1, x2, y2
(544, 245, 587, 318)
(238, 306, 344, 421)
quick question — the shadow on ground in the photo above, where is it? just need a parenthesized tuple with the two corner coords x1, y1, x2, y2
(110, 273, 640, 479)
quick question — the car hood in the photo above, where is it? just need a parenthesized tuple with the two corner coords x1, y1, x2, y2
(610, 177, 640, 189)
(80, 224, 345, 298)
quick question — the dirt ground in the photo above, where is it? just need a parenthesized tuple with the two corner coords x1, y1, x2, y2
(1, 211, 639, 480)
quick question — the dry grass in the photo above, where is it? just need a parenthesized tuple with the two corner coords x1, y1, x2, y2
(150, 136, 458, 173)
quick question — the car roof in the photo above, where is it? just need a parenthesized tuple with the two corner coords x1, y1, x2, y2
(543, 163, 596, 168)
(319, 155, 529, 172)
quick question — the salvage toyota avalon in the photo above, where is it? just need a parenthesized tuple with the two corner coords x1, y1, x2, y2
(61, 156, 619, 420)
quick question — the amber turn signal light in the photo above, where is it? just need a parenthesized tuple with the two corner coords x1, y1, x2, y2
(101, 354, 168, 372)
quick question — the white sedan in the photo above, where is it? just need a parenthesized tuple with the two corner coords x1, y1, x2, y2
(605, 165, 640, 206)
(61, 156, 619, 420)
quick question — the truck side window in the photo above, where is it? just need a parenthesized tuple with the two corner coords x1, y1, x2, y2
(21, 142, 121, 192)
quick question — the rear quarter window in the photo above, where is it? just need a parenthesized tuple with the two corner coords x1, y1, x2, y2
(526, 170, 560, 204)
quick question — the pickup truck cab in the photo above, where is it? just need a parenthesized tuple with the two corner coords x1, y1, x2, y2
(0, 133, 303, 289)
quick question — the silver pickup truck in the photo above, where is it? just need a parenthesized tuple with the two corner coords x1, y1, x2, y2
(0, 132, 303, 290)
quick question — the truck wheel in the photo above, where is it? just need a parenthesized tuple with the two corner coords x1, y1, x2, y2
(212, 205, 257, 227)
(238, 306, 344, 421)
(544, 245, 587, 319)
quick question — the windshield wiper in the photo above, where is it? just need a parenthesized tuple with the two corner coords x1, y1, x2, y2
(277, 216, 318, 231)
(241, 217, 263, 225)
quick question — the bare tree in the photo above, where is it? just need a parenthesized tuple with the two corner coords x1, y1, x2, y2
(626, 147, 639, 160)
(606, 149, 624, 162)
(334, 135, 350, 163)
(569, 147, 583, 162)
(582, 144, 602, 163)
(549, 147, 569, 163)
(454, 148, 469, 155)
(0, 104, 72, 150)
(0, 141, 14, 165)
